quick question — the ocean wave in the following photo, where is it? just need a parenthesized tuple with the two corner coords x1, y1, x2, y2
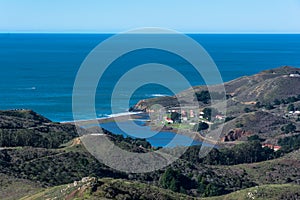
(16, 87, 36, 90)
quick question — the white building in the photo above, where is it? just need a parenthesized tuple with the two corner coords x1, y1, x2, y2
(289, 74, 300, 78)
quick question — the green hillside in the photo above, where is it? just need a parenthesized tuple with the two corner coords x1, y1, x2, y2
(204, 184, 300, 200)
(20, 178, 195, 200)
(19, 179, 300, 200)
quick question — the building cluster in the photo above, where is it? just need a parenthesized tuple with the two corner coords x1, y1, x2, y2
(162, 108, 225, 125)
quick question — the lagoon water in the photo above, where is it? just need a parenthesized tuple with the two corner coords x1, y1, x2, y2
(1, 34, 300, 146)
(99, 118, 204, 148)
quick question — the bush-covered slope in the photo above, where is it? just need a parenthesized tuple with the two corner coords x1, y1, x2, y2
(204, 184, 300, 200)
(0, 110, 81, 148)
(20, 177, 195, 200)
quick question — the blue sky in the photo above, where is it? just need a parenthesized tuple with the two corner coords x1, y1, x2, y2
(0, 0, 300, 33)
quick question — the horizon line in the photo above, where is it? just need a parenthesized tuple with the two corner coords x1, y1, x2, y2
(0, 31, 300, 35)
(1, 31, 300, 35)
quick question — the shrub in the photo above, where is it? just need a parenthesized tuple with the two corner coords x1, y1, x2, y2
(194, 122, 209, 131)
(281, 123, 296, 134)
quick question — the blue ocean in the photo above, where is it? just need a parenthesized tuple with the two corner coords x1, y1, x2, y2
(1, 34, 300, 147)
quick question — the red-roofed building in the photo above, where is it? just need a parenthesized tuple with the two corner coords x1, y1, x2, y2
(164, 117, 173, 124)
(262, 144, 281, 151)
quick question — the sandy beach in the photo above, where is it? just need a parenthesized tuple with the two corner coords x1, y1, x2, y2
(61, 112, 146, 125)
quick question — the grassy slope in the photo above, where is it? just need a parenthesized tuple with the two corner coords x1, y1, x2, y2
(204, 184, 300, 200)
(20, 178, 195, 200)
(20, 178, 300, 200)
(234, 152, 300, 185)
(0, 173, 43, 200)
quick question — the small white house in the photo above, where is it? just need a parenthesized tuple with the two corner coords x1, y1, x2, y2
(182, 117, 188, 121)
(289, 74, 300, 78)
(215, 115, 226, 120)
(189, 110, 195, 118)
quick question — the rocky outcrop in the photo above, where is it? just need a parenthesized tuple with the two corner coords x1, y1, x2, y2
(130, 96, 180, 112)
(222, 128, 253, 142)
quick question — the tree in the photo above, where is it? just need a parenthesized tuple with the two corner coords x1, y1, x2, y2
(235, 123, 244, 128)
(225, 116, 235, 122)
(194, 122, 209, 131)
(265, 103, 274, 110)
(273, 99, 281, 105)
(197, 176, 206, 194)
(204, 149, 221, 165)
(244, 107, 251, 113)
(248, 135, 265, 142)
(159, 168, 180, 192)
(203, 108, 212, 120)
(170, 112, 181, 123)
(287, 104, 295, 112)
(160, 168, 195, 192)
(278, 134, 300, 152)
(255, 101, 262, 108)
(202, 108, 218, 121)
(281, 99, 288, 104)
(169, 178, 179, 192)
(282, 123, 296, 134)
(195, 91, 210, 104)
(287, 96, 298, 103)
(205, 183, 221, 197)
